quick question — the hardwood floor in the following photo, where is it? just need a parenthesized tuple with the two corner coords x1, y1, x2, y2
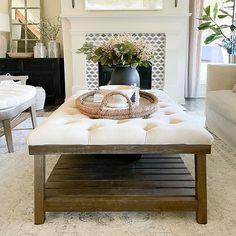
(183, 98, 205, 116)
(36, 104, 60, 117)
(182, 98, 206, 127)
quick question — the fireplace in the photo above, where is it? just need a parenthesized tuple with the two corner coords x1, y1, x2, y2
(60, 1, 190, 103)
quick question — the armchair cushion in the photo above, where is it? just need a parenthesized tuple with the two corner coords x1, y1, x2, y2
(0, 80, 15, 85)
(0, 84, 36, 110)
(207, 90, 236, 124)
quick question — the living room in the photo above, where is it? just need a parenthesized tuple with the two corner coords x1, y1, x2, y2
(0, 0, 236, 235)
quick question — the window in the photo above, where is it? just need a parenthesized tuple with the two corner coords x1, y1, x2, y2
(85, 0, 163, 10)
(200, 0, 231, 86)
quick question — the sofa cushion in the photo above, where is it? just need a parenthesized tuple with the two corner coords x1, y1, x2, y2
(233, 84, 236, 93)
(0, 85, 36, 110)
(207, 90, 236, 123)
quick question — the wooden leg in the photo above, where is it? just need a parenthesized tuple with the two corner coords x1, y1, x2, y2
(2, 120, 14, 153)
(195, 154, 207, 224)
(30, 105, 37, 129)
(195, 157, 198, 198)
(34, 155, 45, 224)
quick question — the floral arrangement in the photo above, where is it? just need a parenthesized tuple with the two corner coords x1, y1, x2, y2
(39, 17, 61, 42)
(77, 34, 154, 68)
(198, 0, 236, 54)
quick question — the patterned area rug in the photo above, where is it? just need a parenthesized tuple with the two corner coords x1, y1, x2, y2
(0, 118, 236, 236)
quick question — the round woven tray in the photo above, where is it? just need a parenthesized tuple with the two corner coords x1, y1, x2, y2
(76, 90, 158, 120)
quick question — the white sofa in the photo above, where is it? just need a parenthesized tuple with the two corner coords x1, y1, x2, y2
(206, 64, 236, 148)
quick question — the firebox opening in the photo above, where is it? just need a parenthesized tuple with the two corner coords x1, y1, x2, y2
(98, 63, 152, 89)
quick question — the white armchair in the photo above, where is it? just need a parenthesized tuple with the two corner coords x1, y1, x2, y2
(206, 64, 236, 148)
(0, 75, 37, 152)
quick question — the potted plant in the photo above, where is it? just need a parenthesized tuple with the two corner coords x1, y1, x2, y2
(77, 34, 154, 87)
(39, 17, 61, 58)
(198, 0, 236, 57)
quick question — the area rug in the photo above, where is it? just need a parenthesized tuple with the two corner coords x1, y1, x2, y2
(0, 118, 236, 236)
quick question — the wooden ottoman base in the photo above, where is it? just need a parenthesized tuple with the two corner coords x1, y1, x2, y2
(34, 153, 207, 225)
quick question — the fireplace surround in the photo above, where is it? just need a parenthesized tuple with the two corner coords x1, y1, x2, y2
(60, 0, 190, 103)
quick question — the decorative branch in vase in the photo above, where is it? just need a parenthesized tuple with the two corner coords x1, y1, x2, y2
(175, 0, 178, 8)
(39, 17, 61, 58)
(198, 0, 236, 58)
(77, 34, 154, 87)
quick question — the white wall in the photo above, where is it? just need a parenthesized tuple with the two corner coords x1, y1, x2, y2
(61, 0, 190, 102)
(0, 1, 8, 14)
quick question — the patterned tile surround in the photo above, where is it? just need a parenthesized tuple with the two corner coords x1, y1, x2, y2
(85, 33, 166, 90)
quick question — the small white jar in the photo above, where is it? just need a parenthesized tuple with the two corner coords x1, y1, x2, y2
(33, 42, 47, 58)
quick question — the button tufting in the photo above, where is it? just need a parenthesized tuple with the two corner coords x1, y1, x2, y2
(144, 123, 158, 131)
(169, 118, 183, 124)
(65, 120, 78, 125)
(164, 111, 174, 115)
(159, 104, 168, 108)
(116, 120, 129, 124)
(88, 124, 104, 131)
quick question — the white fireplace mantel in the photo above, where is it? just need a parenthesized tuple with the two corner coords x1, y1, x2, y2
(60, 0, 190, 103)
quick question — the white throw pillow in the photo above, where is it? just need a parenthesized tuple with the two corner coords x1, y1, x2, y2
(233, 84, 236, 93)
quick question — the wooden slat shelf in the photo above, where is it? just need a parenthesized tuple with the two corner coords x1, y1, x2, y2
(44, 154, 196, 212)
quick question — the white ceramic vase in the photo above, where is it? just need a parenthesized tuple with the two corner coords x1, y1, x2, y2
(47, 40, 60, 58)
(33, 42, 47, 58)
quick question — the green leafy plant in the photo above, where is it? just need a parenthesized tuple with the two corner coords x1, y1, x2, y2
(77, 34, 154, 68)
(198, 0, 236, 54)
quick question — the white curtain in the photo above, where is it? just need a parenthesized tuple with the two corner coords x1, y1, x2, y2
(186, 0, 204, 98)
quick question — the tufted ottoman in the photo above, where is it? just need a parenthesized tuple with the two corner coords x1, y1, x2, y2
(28, 90, 213, 225)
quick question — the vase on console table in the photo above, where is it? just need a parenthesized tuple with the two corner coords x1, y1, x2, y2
(33, 42, 47, 58)
(47, 40, 60, 58)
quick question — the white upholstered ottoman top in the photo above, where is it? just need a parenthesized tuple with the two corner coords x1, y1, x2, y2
(28, 90, 213, 146)
(0, 85, 36, 110)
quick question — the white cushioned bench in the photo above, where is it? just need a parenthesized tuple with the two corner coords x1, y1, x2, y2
(27, 90, 213, 225)
(28, 90, 213, 146)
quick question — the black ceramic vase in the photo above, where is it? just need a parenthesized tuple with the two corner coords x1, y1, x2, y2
(110, 65, 140, 87)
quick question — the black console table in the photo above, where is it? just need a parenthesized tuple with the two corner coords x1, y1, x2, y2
(0, 58, 65, 105)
